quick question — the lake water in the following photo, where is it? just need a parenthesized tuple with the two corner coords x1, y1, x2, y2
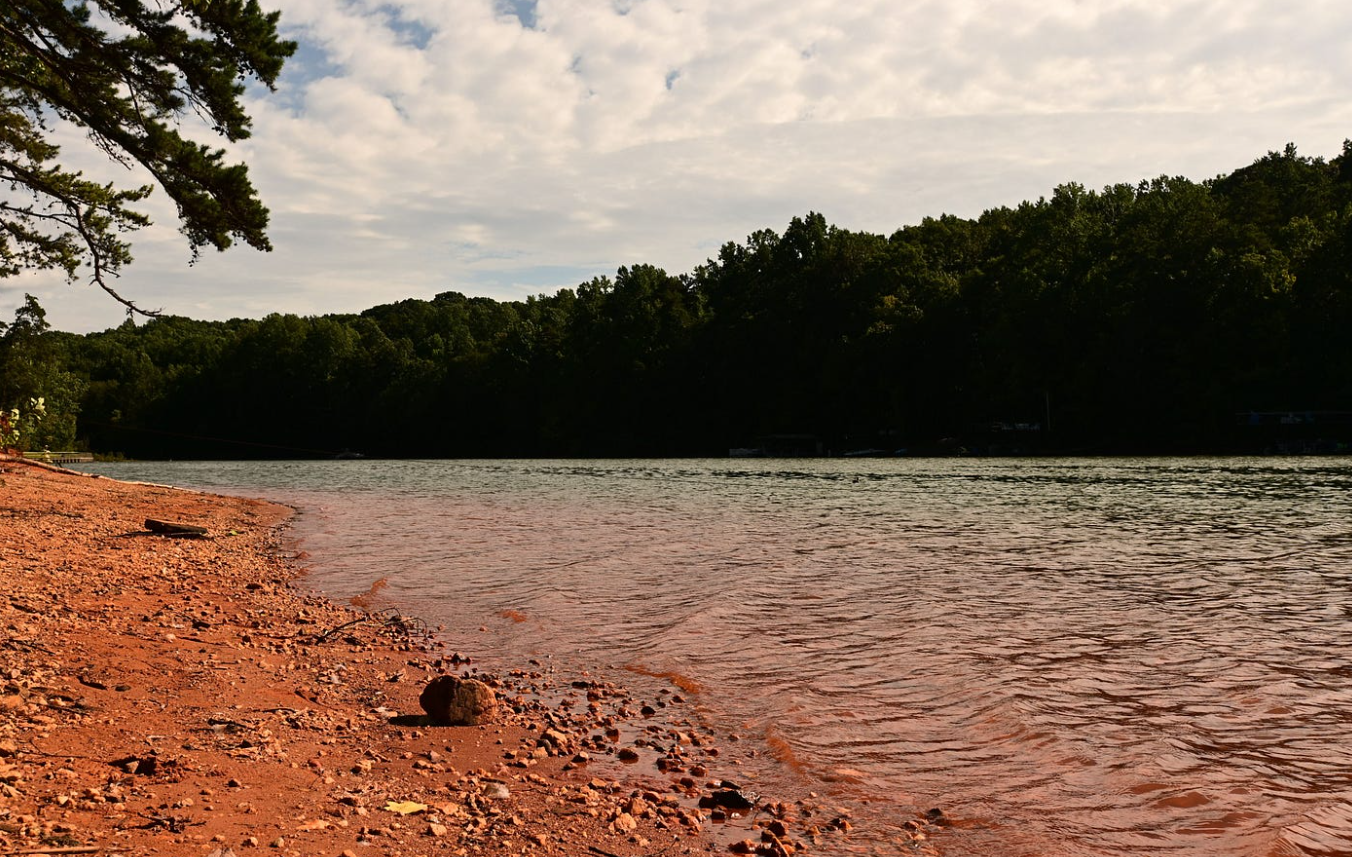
(75, 457, 1352, 857)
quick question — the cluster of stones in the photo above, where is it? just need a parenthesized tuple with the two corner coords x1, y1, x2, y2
(416, 665, 938, 856)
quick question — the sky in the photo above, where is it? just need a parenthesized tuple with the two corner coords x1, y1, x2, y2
(6, 0, 1352, 333)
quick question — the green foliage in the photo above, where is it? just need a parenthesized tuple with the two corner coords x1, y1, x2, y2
(0, 397, 44, 452)
(30, 140, 1352, 457)
(0, 295, 83, 449)
(0, 0, 295, 315)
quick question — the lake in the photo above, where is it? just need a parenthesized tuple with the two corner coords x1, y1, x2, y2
(75, 457, 1352, 856)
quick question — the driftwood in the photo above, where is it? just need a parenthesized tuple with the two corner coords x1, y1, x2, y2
(312, 608, 428, 644)
(144, 518, 208, 538)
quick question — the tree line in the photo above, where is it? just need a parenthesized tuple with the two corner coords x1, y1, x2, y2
(5, 142, 1352, 458)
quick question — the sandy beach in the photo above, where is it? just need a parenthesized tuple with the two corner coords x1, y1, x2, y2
(0, 458, 937, 857)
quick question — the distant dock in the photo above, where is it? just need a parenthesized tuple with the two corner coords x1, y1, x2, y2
(22, 451, 95, 464)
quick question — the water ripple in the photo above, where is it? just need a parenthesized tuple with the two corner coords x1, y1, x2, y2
(79, 456, 1352, 857)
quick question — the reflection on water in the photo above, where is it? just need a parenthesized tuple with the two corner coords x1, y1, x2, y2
(79, 457, 1352, 857)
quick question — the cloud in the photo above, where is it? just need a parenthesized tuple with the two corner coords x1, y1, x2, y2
(6, 0, 1352, 332)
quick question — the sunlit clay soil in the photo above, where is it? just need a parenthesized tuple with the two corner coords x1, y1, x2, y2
(0, 458, 939, 856)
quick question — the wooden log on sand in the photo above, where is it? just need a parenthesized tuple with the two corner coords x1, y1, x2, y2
(144, 518, 209, 537)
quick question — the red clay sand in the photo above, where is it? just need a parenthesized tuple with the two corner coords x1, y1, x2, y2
(0, 458, 914, 857)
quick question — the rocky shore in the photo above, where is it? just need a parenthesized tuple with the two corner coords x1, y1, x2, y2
(0, 458, 944, 857)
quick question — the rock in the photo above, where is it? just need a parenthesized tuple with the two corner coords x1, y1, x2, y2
(700, 789, 754, 812)
(761, 830, 792, 854)
(419, 675, 498, 726)
(77, 672, 109, 690)
(112, 754, 157, 775)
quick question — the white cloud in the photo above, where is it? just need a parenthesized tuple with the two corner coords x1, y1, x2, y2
(5, 0, 1352, 332)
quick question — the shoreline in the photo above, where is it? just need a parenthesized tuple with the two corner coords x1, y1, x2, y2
(0, 458, 940, 856)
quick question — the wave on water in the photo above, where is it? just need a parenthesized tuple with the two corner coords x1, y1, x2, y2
(77, 456, 1352, 857)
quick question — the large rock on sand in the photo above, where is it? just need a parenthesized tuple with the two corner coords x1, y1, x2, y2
(419, 675, 498, 725)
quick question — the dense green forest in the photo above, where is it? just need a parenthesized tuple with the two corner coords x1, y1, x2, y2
(4, 143, 1352, 458)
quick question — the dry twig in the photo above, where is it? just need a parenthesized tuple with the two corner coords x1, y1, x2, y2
(313, 609, 428, 644)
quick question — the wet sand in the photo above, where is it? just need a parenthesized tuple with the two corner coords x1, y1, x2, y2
(0, 458, 936, 856)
